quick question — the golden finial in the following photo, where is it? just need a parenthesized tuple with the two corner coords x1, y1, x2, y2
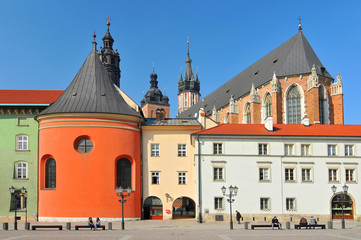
(93, 31, 96, 40)
(187, 36, 189, 44)
(152, 61, 155, 72)
(298, 16, 302, 31)
(106, 17, 111, 26)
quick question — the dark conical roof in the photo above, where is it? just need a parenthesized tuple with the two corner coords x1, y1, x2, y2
(178, 31, 333, 118)
(39, 42, 141, 117)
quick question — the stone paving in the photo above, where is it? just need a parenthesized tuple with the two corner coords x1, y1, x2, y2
(0, 219, 361, 240)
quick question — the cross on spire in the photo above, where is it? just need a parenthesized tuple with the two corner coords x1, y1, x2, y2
(298, 16, 302, 31)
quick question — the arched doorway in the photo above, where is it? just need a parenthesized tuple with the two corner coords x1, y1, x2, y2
(144, 196, 163, 220)
(172, 197, 195, 219)
(331, 193, 354, 219)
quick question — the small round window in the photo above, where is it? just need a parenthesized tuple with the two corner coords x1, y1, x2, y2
(77, 138, 93, 153)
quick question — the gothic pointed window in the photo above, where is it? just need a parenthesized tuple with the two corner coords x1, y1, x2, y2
(287, 86, 301, 124)
(264, 93, 272, 120)
(116, 158, 131, 189)
(45, 158, 56, 189)
(319, 85, 327, 124)
(244, 103, 251, 124)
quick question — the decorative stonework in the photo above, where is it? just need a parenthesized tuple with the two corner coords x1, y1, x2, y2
(331, 73, 343, 96)
(307, 64, 319, 90)
(250, 83, 260, 103)
(271, 71, 280, 93)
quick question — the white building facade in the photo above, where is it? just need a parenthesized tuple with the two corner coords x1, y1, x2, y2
(194, 122, 361, 223)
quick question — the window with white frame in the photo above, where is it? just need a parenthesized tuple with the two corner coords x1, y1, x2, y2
(213, 143, 223, 155)
(213, 167, 224, 181)
(214, 197, 223, 210)
(301, 168, 311, 182)
(345, 145, 354, 156)
(286, 198, 296, 211)
(301, 144, 310, 156)
(16, 135, 28, 151)
(328, 145, 337, 156)
(346, 169, 356, 182)
(328, 169, 338, 182)
(192, 93, 196, 105)
(178, 144, 187, 157)
(260, 198, 270, 210)
(259, 144, 268, 155)
(15, 162, 28, 179)
(178, 172, 186, 185)
(284, 144, 294, 156)
(259, 168, 269, 181)
(151, 144, 160, 157)
(151, 172, 159, 184)
(285, 168, 295, 181)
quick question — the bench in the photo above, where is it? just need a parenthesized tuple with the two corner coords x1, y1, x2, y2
(75, 225, 105, 230)
(32, 225, 63, 230)
(251, 224, 281, 229)
(295, 224, 325, 229)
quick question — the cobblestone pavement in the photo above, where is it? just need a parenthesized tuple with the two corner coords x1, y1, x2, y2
(0, 219, 361, 240)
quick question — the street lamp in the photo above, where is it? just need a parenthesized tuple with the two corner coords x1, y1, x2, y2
(221, 185, 238, 230)
(9, 186, 17, 230)
(20, 187, 28, 229)
(115, 186, 132, 230)
(331, 184, 349, 229)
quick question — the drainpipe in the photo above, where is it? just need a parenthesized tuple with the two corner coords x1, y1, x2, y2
(140, 122, 144, 220)
(197, 135, 202, 223)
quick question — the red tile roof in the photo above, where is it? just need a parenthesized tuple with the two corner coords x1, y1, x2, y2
(193, 124, 361, 137)
(0, 90, 63, 104)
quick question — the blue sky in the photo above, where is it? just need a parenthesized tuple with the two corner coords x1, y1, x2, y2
(0, 0, 360, 123)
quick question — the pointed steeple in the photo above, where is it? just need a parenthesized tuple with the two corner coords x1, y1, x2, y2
(184, 37, 193, 82)
(250, 83, 260, 103)
(102, 18, 114, 49)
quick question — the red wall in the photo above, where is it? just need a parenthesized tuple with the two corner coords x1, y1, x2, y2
(38, 116, 141, 219)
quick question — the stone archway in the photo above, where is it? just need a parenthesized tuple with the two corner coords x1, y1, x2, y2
(172, 197, 195, 219)
(144, 196, 163, 220)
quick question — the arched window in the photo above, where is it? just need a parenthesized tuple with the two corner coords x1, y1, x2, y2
(264, 93, 272, 120)
(287, 86, 301, 124)
(319, 85, 327, 124)
(117, 158, 131, 189)
(184, 93, 188, 107)
(16, 135, 28, 151)
(244, 103, 251, 124)
(45, 158, 56, 189)
(192, 93, 196, 105)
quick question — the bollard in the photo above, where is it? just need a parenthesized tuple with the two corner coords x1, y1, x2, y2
(244, 222, 249, 229)
(66, 222, 71, 230)
(108, 222, 112, 230)
(327, 221, 333, 229)
(286, 222, 290, 229)
(3, 222, 8, 230)
(25, 222, 30, 230)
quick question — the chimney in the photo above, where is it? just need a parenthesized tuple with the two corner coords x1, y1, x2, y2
(265, 117, 273, 132)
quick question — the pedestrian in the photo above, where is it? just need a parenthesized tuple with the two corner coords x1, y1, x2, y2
(236, 210, 241, 224)
(94, 217, 101, 231)
(88, 217, 94, 230)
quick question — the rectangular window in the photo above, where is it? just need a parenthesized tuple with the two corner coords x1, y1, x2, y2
(301, 144, 310, 156)
(213, 167, 224, 181)
(178, 144, 187, 157)
(328, 145, 337, 156)
(184, 93, 188, 107)
(259, 168, 269, 181)
(17, 117, 28, 126)
(213, 143, 223, 155)
(10, 192, 27, 211)
(329, 169, 338, 182)
(345, 145, 354, 156)
(214, 197, 223, 210)
(346, 169, 355, 182)
(151, 172, 159, 184)
(260, 198, 270, 210)
(284, 144, 294, 156)
(301, 168, 311, 182)
(15, 162, 28, 179)
(285, 168, 295, 181)
(17, 135, 28, 151)
(286, 198, 296, 211)
(151, 144, 160, 157)
(258, 144, 268, 155)
(178, 172, 186, 185)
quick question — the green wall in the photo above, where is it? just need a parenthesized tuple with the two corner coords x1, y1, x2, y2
(0, 110, 39, 221)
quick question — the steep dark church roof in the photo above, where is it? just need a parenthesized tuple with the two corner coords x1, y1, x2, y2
(178, 30, 333, 118)
(140, 69, 169, 107)
(39, 41, 141, 117)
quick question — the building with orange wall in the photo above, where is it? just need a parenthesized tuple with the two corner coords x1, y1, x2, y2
(36, 28, 144, 221)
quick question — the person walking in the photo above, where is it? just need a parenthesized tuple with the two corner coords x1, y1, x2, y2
(236, 210, 241, 224)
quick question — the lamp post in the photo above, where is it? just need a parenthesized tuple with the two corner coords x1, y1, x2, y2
(115, 186, 132, 230)
(221, 185, 238, 230)
(331, 184, 349, 229)
(20, 187, 27, 229)
(9, 186, 17, 230)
